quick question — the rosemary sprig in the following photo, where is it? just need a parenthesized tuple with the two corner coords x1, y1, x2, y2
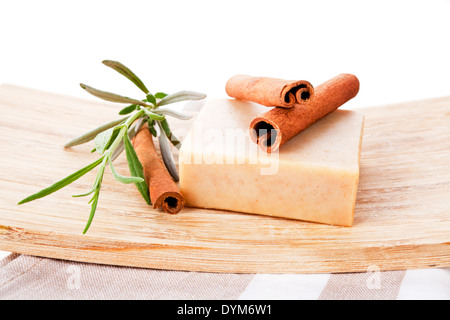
(18, 60, 206, 234)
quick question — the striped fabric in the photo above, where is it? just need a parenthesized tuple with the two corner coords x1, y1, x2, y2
(1, 254, 449, 300)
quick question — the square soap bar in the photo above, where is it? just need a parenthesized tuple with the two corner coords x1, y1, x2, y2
(179, 98, 364, 226)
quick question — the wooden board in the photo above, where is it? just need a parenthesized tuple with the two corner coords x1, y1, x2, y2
(0, 84, 449, 273)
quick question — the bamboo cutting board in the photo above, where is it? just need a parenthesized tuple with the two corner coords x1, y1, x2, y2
(0, 84, 449, 273)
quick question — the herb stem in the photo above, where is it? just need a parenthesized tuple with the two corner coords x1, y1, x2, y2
(105, 109, 145, 157)
(19, 59, 206, 234)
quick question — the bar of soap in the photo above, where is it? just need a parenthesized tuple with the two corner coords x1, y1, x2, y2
(179, 98, 364, 226)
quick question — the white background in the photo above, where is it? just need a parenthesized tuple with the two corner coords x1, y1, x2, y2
(1, 0, 450, 259)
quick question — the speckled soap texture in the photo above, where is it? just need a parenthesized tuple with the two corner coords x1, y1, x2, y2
(179, 98, 364, 226)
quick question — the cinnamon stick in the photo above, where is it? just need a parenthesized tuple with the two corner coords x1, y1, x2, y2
(225, 74, 314, 108)
(249, 73, 360, 153)
(132, 125, 185, 214)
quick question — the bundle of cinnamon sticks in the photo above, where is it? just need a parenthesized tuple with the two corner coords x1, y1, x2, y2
(225, 73, 360, 152)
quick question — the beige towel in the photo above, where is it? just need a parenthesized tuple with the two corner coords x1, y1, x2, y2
(1, 254, 449, 300)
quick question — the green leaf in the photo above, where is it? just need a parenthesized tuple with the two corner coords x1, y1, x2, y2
(143, 109, 165, 121)
(102, 60, 150, 94)
(81, 159, 108, 234)
(148, 121, 157, 137)
(153, 107, 193, 120)
(159, 119, 181, 149)
(109, 158, 144, 184)
(80, 83, 148, 106)
(157, 90, 206, 106)
(118, 104, 137, 115)
(93, 124, 122, 155)
(95, 124, 126, 155)
(72, 187, 96, 198)
(146, 94, 156, 106)
(123, 133, 151, 205)
(82, 187, 100, 234)
(154, 92, 168, 99)
(18, 157, 104, 205)
(64, 117, 128, 148)
(94, 127, 114, 155)
(157, 124, 179, 182)
(159, 118, 171, 136)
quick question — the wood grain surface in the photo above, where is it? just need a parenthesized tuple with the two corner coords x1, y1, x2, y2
(0, 84, 449, 273)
